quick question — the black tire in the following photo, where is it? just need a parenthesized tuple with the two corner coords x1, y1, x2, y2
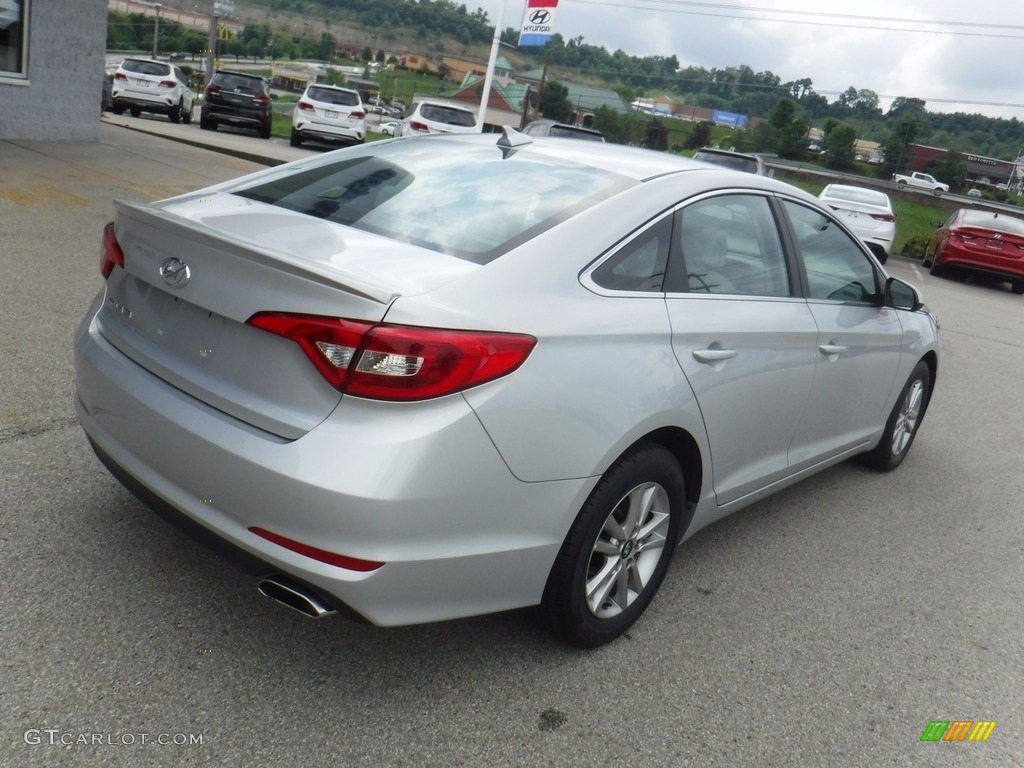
(169, 101, 181, 124)
(921, 251, 933, 269)
(540, 441, 684, 648)
(289, 129, 302, 147)
(259, 125, 271, 140)
(182, 103, 192, 125)
(111, 103, 124, 116)
(1012, 281, 1024, 295)
(896, 181, 907, 189)
(200, 115, 216, 131)
(933, 188, 942, 196)
(929, 260, 945, 278)
(858, 361, 931, 472)
(130, 106, 141, 118)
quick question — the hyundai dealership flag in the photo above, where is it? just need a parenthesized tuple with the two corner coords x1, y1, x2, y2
(519, 0, 559, 47)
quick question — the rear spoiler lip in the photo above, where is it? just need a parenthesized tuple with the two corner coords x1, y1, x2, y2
(113, 199, 400, 306)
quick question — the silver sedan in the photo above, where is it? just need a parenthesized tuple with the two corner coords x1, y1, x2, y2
(74, 130, 939, 647)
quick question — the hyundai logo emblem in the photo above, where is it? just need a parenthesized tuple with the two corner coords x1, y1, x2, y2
(160, 257, 191, 288)
(529, 9, 551, 24)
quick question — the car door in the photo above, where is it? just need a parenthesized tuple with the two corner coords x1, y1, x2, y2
(664, 193, 819, 506)
(779, 199, 903, 468)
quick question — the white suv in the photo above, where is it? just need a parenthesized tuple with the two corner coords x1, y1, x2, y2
(111, 58, 195, 124)
(398, 100, 478, 136)
(291, 85, 366, 148)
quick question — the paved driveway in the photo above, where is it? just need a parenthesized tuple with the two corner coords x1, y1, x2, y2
(1, 126, 1021, 766)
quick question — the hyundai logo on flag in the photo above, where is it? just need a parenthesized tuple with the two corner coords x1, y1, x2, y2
(519, 0, 559, 46)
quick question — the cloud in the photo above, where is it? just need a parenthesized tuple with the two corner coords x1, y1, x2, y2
(473, 0, 1024, 118)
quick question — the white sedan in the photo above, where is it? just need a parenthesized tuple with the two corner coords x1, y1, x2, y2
(380, 121, 400, 136)
(818, 183, 896, 263)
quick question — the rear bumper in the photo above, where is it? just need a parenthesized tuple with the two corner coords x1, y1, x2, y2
(74, 302, 590, 626)
(293, 121, 364, 144)
(112, 92, 174, 112)
(202, 105, 270, 127)
(937, 249, 1024, 281)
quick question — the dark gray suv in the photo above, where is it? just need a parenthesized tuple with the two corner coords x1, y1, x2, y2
(200, 70, 273, 139)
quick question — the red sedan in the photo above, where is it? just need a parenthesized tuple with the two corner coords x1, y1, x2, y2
(924, 209, 1024, 294)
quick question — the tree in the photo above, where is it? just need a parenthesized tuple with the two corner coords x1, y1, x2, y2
(539, 80, 573, 123)
(684, 120, 713, 149)
(766, 98, 807, 159)
(822, 122, 857, 169)
(361, 46, 372, 62)
(591, 105, 644, 145)
(881, 114, 920, 177)
(928, 150, 968, 191)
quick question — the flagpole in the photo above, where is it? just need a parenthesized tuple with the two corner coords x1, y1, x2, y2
(478, 0, 512, 132)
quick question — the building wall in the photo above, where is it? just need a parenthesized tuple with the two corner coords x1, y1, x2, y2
(0, 0, 108, 140)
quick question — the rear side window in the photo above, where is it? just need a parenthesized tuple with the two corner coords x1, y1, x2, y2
(592, 216, 671, 292)
(675, 195, 791, 297)
(308, 87, 360, 106)
(122, 59, 170, 77)
(419, 104, 476, 126)
(235, 141, 634, 264)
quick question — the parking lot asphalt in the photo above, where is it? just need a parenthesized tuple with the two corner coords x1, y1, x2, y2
(1, 124, 1023, 767)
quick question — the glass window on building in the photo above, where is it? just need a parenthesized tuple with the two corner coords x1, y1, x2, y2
(0, 0, 27, 77)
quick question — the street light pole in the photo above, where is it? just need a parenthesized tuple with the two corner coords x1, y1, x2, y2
(152, 3, 162, 59)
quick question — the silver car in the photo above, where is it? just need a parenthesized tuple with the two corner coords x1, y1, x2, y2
(74, 130, 939, 647)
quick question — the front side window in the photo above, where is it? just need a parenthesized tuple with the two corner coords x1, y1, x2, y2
(0, 0, 27, 77)
(783, 200, 880, 303)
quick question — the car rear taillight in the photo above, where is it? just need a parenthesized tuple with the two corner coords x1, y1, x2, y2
(297, 100, 315, 112)
(114, 72, 127, 81)
(409, 120, 429, 133)
(254, 92, 271, 104)
(246, 312, 536, 401)
(870, 213, 896, 222)
(158, 79, 176, 88)
(100, 222, 125, 279)
(351, 110, 366, 119)
(205, 84, 220, 97)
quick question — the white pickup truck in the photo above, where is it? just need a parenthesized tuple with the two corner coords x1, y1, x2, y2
(892, 171, 949, 195)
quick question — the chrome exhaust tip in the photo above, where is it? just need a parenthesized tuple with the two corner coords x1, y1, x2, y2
(258, 575, 336, 619)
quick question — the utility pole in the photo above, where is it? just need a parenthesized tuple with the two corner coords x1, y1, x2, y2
(152, 3, 162, 59)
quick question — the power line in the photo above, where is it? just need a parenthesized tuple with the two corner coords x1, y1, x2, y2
(566, 0, 1024, 40)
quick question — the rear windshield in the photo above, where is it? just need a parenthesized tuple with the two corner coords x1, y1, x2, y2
(212, 73, 263, 93)
(824, 186, 889, 207)
(122, 59, 170, 77)
(549, 126, 604, 141)
(694, 151, 758, 174)
(235, 140, 634, 264)
(307, 87, 360, 106)
(961, 211, 1024, 234)
(418, 104, 476, 127)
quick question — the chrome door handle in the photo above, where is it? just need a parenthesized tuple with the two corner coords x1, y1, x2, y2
(693, 348, 738, 363)
(819, 344, 847, 356)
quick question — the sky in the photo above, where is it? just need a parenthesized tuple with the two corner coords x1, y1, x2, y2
(468, 0, 1024, 120)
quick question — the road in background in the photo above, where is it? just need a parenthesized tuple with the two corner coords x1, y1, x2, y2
(1, 124, 1021, 767)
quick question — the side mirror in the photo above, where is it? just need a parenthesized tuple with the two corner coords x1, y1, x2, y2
(885, 277, 923, 311)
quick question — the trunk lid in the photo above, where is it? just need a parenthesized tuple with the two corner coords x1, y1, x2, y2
(98, 195, 477, 439)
